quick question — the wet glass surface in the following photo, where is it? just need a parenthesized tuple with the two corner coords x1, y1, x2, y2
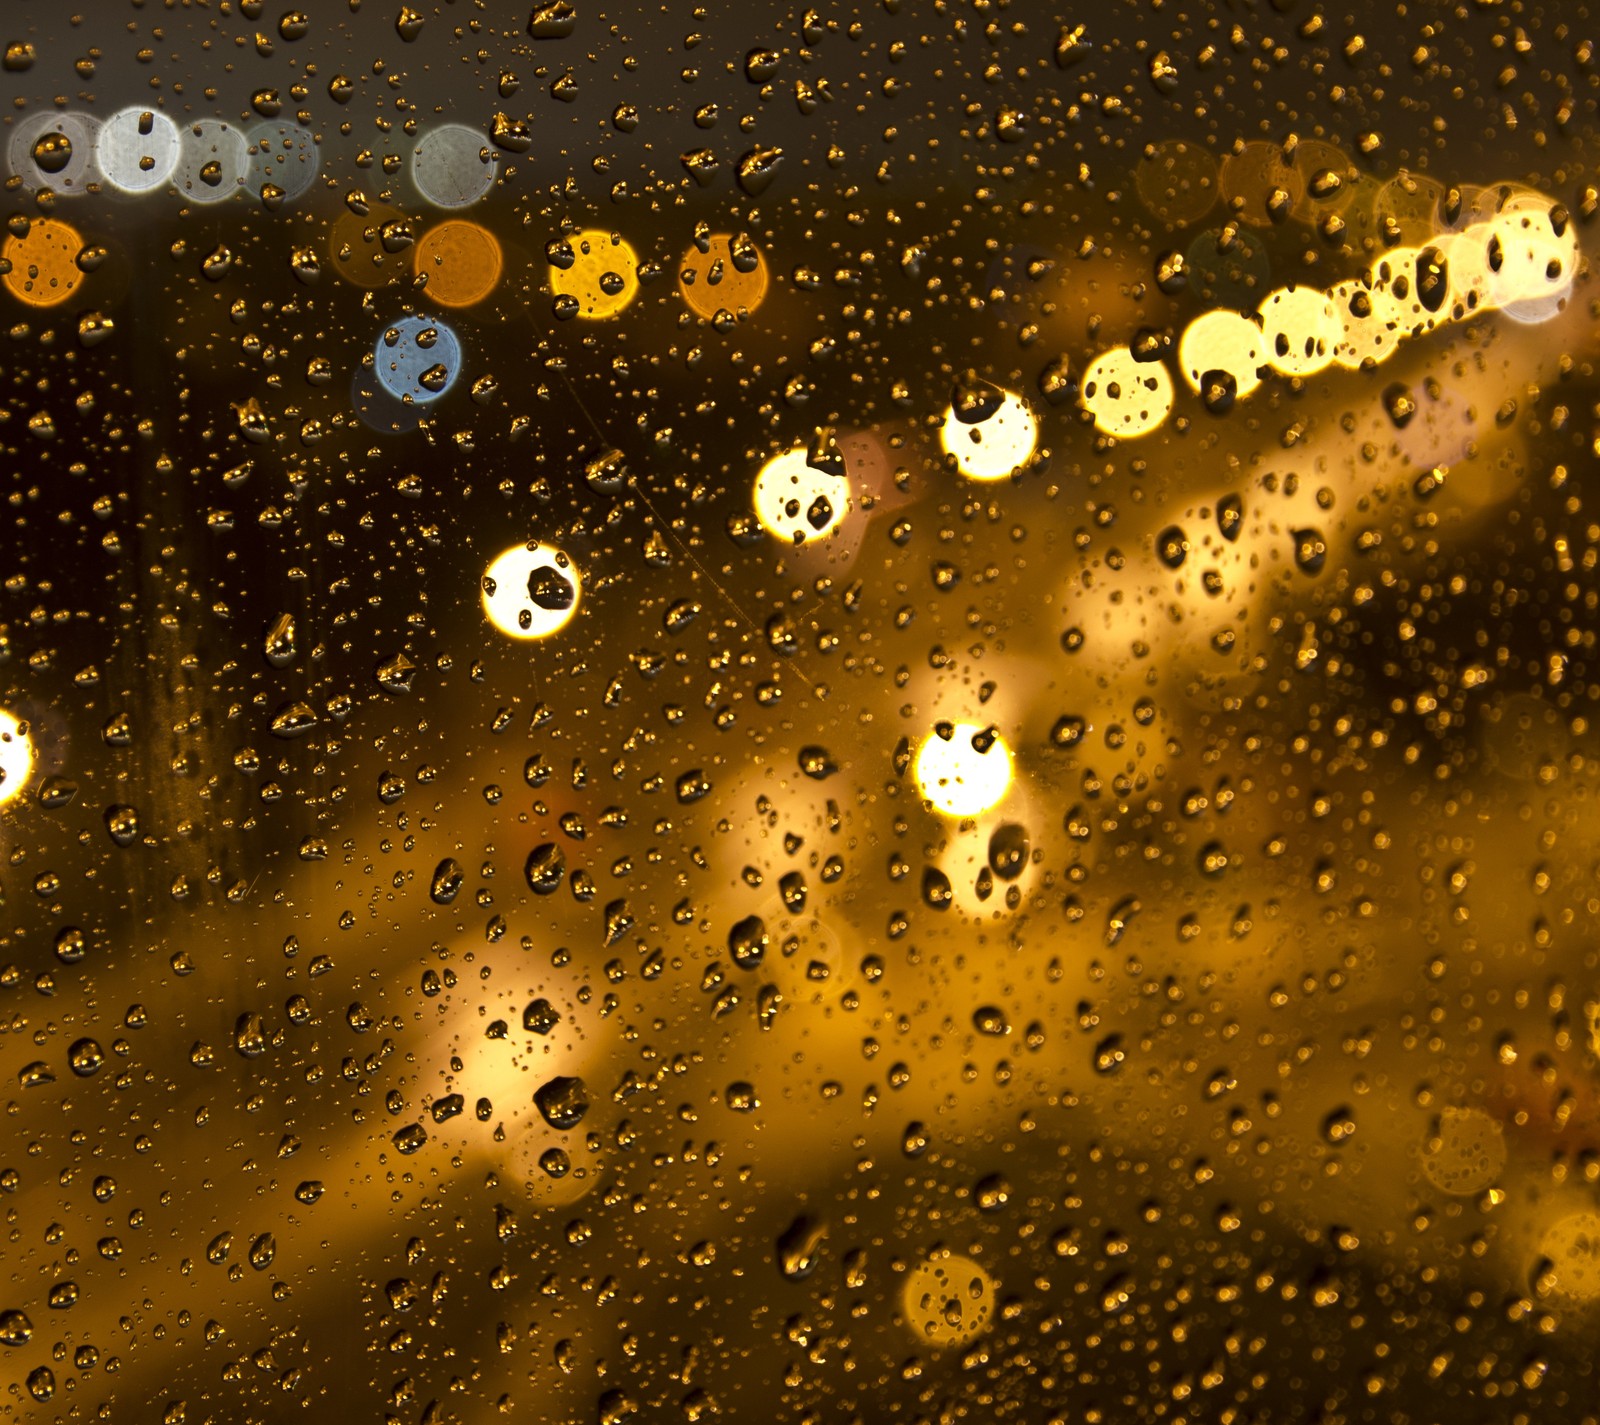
(3, 2, 1600, 1421)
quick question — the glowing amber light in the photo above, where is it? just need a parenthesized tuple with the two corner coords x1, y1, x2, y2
(679, 233, 769, 320)
(0, 709, 33, 806)
(752, 447, 850, 544)
(901, 1252, 996, 1347)
(2, 219, 82, 308)
(939, 388, 1038, 481)
(1257, 286, 1338, 377)
(1537, 1212, 1600, 1301)
(549, 229, 638, 320)
(482, 543, 581, 639)
(1419, 1107, 1506, 1196)
(1177, 309, 1264, 401)
(414, 219, 503, 308)
(1079, 346, 1173, 438)
(328, 203, 407, 289)
(914, 723, 1012, 818)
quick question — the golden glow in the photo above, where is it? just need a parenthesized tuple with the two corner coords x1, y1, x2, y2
(0, 710, 32, 806)
(1329, 272, 1407, 370)
(1484, 195, 1578, 319)
(414, 219, 503, 308)
(1079, 346, 1174, 438)
(1257, 286, 1338, 376)
(1537, 1212, 1600, 1301)
(328, 203, 407, 289)
(1418, 1107, 1506, 1196)
(481, 543, 581, 639)
(2, 219, 83, 308)
(914, 723, 1012, 818)
(1177, 308, 1264, 399)
(549, 229, 639, 320)
(938, 388, 1038, 480)
(1133, 139, 1219, 225)
(1373, 170, 1446, 246)
(751, 447, 850, 545)
(678, 233, 769, 320)
(901, 1252, 996, 1347)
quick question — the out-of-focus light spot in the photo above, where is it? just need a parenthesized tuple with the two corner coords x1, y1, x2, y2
(1373, 169, 1446, 246)
(549, 229, 639, 320)
(1537, 1211, 1600, 1301)
(372, 314, 462, 404)
(1133, 139, 1219, 226)
(482, 543, 581, 639)
(0, 709, 33, 806)
(939, 387, 1037, 481)
(1258, 286, 1338, 376)
(328, 203, 407, 288)
(1485, 193, 1578, 323)
(246, 121, 318, 204)
(1177, 309, 1264, 405)
(414, 220, 503, 308)
(901, 1252, 996, 1347)
(679, 233, 769, 320)
(1330, 271, 1407, 370)
(752, 447, 850, 544)
(1419, 1107, 1506, 1196)
(1184, 224, 1271, 309)
(6, 110, 98, 195)
(1219, 140, 1304, 226)
(915, 723, 1012, 818)
(412, 124, 497, 208)
(1079, 347, 1174, 438)
(1288, 139, 1358, 224)
(96, 106, 180, 193)
(2, 220, 83, 308)
(172, 118, 248, 204)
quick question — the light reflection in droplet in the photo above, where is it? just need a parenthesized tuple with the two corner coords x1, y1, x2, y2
(914, 723, 1012, 818)
(939, 388, 1038, 481)
(0, 709, 34, 807)
(482, 543, 581, 640)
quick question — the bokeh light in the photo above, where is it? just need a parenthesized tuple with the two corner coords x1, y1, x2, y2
(914, 723, 1013, 817)
(246, 121, 319, 204)
(1177, 309, 1264, 406)
(1079, 346, 1174, 437)
(751, 447, 850, 544)
(171, 118, 249, 204)
(1418, 1107, 1506, 1196)
(0, 710, 32, 806)
(2, 220, 84, 308)
(679, 233, 770, 320)
(371, 315, 463, 404)
(482, 543, 582, 639)
(939, 386, 1038, 480)
(95, 106, 180, 193)
(414, 220, 504, 308)
(1257, 285, 1339, 377)
(901, 1252, 996, 1348)
(549, 229, 639, 320)
(6, 110, 98, 195)
(412, 124, 497, 208)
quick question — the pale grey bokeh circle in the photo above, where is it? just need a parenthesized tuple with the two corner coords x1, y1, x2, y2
(95, 107, 180, 193)
(246, 121, 319, 204)
(172, 118, 249, 204)
(411, 124, 497, 208)
(7, 110, 100, 195)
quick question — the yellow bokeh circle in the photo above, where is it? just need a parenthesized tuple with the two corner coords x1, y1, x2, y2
(549, 229, 638, 320)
